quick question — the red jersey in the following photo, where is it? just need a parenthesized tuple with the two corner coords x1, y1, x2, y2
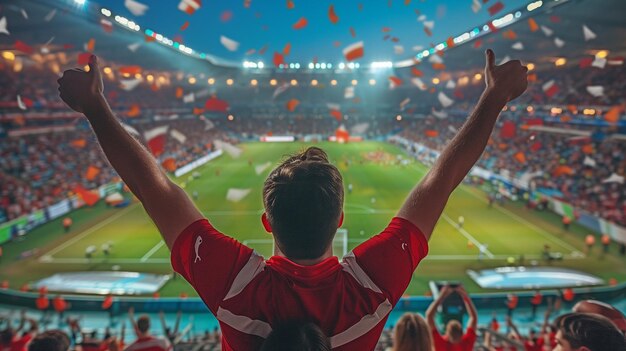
(432, 327, 476, 351)
(125, 336, 171, 351)
(531, 293, 542, 306)
(171, 217, 429, 350)
(9, 334, 32, 351)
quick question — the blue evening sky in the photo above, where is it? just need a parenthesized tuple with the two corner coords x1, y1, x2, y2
(93, 0, 529, 63)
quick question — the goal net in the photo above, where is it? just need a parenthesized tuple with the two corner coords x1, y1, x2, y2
(243, 228, 349, 258)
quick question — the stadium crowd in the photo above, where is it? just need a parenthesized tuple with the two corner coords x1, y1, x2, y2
(1, 57, 625, 227)
(1, 290, 625, 351)
(397, 113, 626, 227)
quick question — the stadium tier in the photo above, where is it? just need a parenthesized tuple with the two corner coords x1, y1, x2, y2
(1, 0, 625, 350)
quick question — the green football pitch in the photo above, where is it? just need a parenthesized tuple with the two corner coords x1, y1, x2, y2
(2, 141, 625, 296)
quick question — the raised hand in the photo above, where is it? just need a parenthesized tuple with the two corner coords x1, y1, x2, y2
(484, 49, 528, 102)
(57, 54, 104, 113)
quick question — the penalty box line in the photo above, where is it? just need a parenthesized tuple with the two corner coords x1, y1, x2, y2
(42, 205, 140, 260)
(440, 213, 495, 259)
(462, 187, 582, 255)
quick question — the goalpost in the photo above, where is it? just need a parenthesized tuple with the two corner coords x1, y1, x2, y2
(243, 228, 349, 258)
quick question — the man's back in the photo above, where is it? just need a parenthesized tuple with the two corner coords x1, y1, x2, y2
(171, 217, 429, 350)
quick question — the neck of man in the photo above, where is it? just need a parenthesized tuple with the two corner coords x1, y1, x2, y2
(273, 245, 333, 266)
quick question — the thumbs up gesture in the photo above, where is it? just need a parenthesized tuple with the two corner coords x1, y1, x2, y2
(58, 54, 104, 113)
(484, 49, 528, 102)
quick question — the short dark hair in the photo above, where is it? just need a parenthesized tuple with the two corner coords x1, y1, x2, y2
(0, 328, 14, 345)
(28, 330, 70, 351)
(555, 313, 626, 351)
(137, 315, 151, 334)
(260, 322, 331, 351)
(263, 147, 344, 259)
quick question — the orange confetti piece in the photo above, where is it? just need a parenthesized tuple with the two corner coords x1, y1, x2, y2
(193, 107, 204, 115)
(604, 106, 623, 124)
(283, 42, 291, 56)
(388, 76, 403, 87)
(145, 35, 156, 42)
(273, 52, 285, 67)
(175, 87, 183, 98)
(86, 38, 96, 52)
(71, 139, 86, 148)
(382, 27, 392, 33)
(127, 104, 141, 117)
(424, 26, 432, 37)
(286, 98, 300, 112)
(528, 18, 539, 32)
(85, 166, 100, 181)
(503, 29, 517, 40)
(292, 17, 308, 30)
(432, 63, 446, 70)
(411, 67, 423, 77)
(350, 27, 356, 37)
(446, 37, 454, 48)
(328, 4, 339, 24)
(287, 0, 295, 9)
(180, 21, 189, 31)
(161, 158, 177, 172)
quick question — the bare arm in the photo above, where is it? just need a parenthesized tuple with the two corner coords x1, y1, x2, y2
(128, 307, 139, 337)
(57, 56, 203, 249)
(506, 316, 522, 340)
(457, 286, 478, 330)
(173, 310, 182, 334)
(159, 311, 168, 335)
(397, 50, 528, 239)
(426, 285, 453, 331)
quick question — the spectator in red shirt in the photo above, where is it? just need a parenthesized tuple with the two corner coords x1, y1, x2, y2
(57, 51, 528, 350)
(506, 293, 519, 319)
(52, 295, 67, 322)
(426, 285, 478, 351)
(126, 309, 171, 351)
(27, 330, 69, 351)
(530, 290, 542, 321)
(392, 313, 432, 351)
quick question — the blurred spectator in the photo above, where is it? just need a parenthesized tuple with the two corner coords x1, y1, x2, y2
(426, 285, 477, 351)
(553, 312, 626, 351)
(27, 330, 69, 351)
(572, 300, 626, 333)
(127, 308, 172, 351)
(391, 313, 432, 351)
(259, 322, 330, 351)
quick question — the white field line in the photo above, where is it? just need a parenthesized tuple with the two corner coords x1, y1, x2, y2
(141, 240, 165, 262)
(43, 205, 139, 258)
(462, 187, 582, 255)
(440, 213, 495, 258)
(39, 254, 586, 264)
